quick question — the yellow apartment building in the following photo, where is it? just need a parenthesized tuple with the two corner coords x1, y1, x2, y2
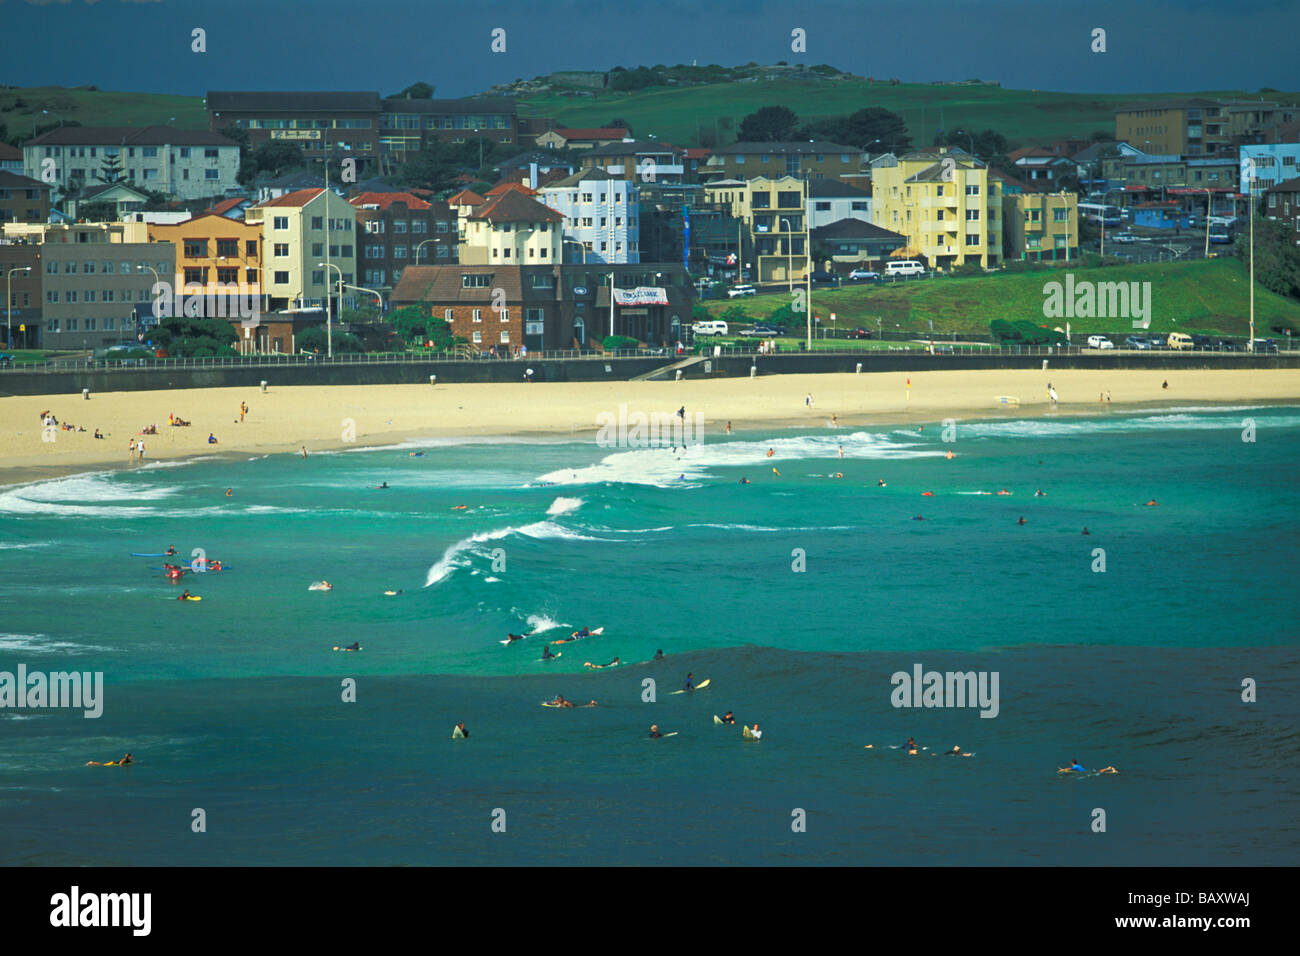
(244, 188, 358, 312)
(703, 176, 808, 284)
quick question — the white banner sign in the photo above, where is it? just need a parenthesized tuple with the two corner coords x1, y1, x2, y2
(613, 286, 669, 306)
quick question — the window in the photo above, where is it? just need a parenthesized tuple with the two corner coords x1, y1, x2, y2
(245, 268, 258, 285)
(274, 243, 289, 257)
(216, 239, 238, 258)
(205, 170, 219, 180)
(473, 309, 482, 322)
(47, 318, 59, 331)
(394, 246, 407, 260)
(312, 270, 325, 286)
(966, 234, 980, 246)
(246, 240, 257, 257)
(217, 267, 238, 284)
(184, 268, 207, 285)
(185, 240, 206, 258)
(444, 308, 453, 321)
(393, 221, 408, 234)
(311, 243, 324, 258)
(65, 262, 77, 274)
(46, 261, 59, 274)
(436, 246, 449, 258)
(46, 290, 59, 304)
(966, 185, 980, 196)
(312, 216, 323, 230)
(66, 317, 77, 329)
(412, 220, 428, 234)
(499, 330, 510, 344)
(462, 274, 491, 288)
(104, 317, 114, 330)
(966, 209, 980, 221)
(102, 261, 115, 275)
(815, 202, 831, 211)
(274, 271, 289, 284)
(273, 216, 289, 230)
(472, 331, 482, 344)
(499, 308, 510, 322)
(84, 261, 96, 274)
(66, 291, 78, 304)
(436, 221, 449, 233)
(205, 148, 219, 159)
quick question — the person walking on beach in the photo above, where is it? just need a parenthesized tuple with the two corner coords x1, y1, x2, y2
(128, 439, 136, 463)
(805, 393, 814, 407)
(301, 446, 307, 458)
(240, 401, 247, 423)
(137, 439, 145, 461)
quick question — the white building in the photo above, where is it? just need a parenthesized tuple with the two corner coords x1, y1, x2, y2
(539, 168, 640, 264)
(1240, 143, 1300, 196)
(23, 126, 240, 202)
(806, 178, 872, 229)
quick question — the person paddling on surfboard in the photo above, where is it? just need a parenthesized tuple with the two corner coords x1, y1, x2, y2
(653, 649, 664, 661)
(542, 645, 555, 660)
(166, 546, 176, 556)
(649, 724, 664, 739)
(719, 711, 735, 724)
(505, 633, 526, 643)
(87, 753, 133, 767)
(683, 673, 695, 692)
(178, 590, 192, 601)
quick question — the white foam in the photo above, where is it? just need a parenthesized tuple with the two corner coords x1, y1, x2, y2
(0, 633, 113, 655)
(546, 496, 583, 516)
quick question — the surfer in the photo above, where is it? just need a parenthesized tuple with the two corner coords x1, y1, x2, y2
(1082, 527, 1091, 535)
(942, 745, 972, 757)
(945, 450, 954, 460)
(86, 753, 133, 767)
(649, 724, 664, 739)
(541, 645, 556, 660)
(1145, 499, 1159, 507)
(1060, 759, 1118, 773)
(748, 723, 762, 740)
(719, 711, 735, 724)
(336, 642, 360, 652)
(585, 657, 620, 669)
(766, 448, 775, 457)
(912, 515, 925, 521)
(376, 482, 389, 489)
(573, 626, 591, 639)
(906, 737, 920, 755)
(653, 649, 664, 661)
(225, 488, 233, 497)
(455, 722, 470, 738)
(1017, 516, 1027, 525)
(551, 695, 574, 708)
(1034, 489, 1046, 497)
(683, 673, 695, 692)
(739, 477, 750, 484)
(878, 478, 887, 487)
(505, 633, 526, 643)
(178, 590, 192, 601)
(166, 546, 176, 556)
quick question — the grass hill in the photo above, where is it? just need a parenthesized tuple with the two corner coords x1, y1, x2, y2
(0, 86, 207, 144)
(701, 258, 1300, 340)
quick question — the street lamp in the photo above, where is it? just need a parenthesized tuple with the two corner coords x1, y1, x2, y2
(414, 238, 439, 263)
(779, 217, 796, 292)
(955, 130, 976, 158)
(340, 282, 384, 314)
(317, 262, 342, 357)
(562, 238, 587, 264)
(6, 266, 31, 349)
(607, 272, 616, 338)
(1204, 188, 1212, 259)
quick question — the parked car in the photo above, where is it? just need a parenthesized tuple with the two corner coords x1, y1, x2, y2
(692, 320, 729, 336)
(1087, 335, 1115, 350)
(727, 284, 757, 298)
(739, 326, 774, 337)
(1191, 335, 1215, 350)
(0, 353, 13, 367)
(847, 329, 874, 339)
(810, 270, 838, 283)
(886, 260, 927, 278)
(848, 269, 881, 282)
(1166, 332, 1194, 350)
(1124, 335, 1151, 349)
(1145, 336, 1167, 349)
(1251, 338, 1280, 353)
(1111, 232, 1137, 244)
(1217, 340, 1240, 352)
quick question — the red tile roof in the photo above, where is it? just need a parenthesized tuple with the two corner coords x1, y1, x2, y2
(209, 197, 246, 216)
(468, 190, 564, 223)
(485, 181, 538, 197)
(348, 191, 433, 210)
(447, 189, 486, 206)
(256, 188, 325, 207)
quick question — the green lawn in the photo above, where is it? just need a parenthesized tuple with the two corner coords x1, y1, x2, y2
(703, 258, 1300, 339)
(518, 79, 1298, 150)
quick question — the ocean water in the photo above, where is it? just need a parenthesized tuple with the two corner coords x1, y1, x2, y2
(1, 404, 1297, 865)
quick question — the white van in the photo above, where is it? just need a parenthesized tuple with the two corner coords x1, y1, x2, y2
(1166, 332, 1193, 350)
(692, 320, 729, 337)
(1087, 335, 1115, 350)
(886, 260, 926, 278)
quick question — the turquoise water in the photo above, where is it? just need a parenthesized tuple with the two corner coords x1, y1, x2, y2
(1, 404, 1298, 864)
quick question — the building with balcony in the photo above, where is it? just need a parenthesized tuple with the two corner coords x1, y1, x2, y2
(244, 188, 358, 314)
(579, 141, 686, 184)
(870, 150, 1002, 271)
(703, 176, 808, 285)
(350, 191, 456, 298)
(1001, 191, 1078, 262)
(457, 190, 564, 267)
(146, 211, 264, 319)
(538, 168, 640, 264)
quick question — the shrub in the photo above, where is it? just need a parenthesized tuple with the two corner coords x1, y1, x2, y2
(602, 334, 639, 351)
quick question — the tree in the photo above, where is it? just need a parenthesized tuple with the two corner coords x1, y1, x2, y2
(738, 106, 799, 142)
(1243, 215, 1300, 300)
(607, 117, 633, 135)
(394, 82, 435, 99)
(387, 305, 461, 349)
(151, 315, 238, 357)
(239, 141, 305, 186)
(800, 107, 911, 150)
(99, 154, 124, 184)
(297, 325, 362, 353)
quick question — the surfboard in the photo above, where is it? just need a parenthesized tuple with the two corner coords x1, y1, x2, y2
(670, 678, 710, 694)
(179, 595, 202, 602)
(742, 726, 759, 740)
(538, 652, 561, 661)
(657, 732, 679, 738)
(332, 645, 361, 651)
(452, 727, 465, 739)
(384, 590, 401, 596)
(308, 583, 332, 591)
(500, 635, 527, 645)
(131, 552, 173, 557)
(541, 700, 595, 708)
(713, 715, 723, 724)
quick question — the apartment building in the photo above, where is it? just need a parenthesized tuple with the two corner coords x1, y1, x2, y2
(0, 170, 51, 224)
(350, 191, 456, 296)
(378, 97, 519, 159)
(870, 150, 1003, 271)
(1001, 191, 1079, 262)
(538, 168, 640, 264)
(244, 189, 358, 313)
(0, 239, 41, 348)
(534, 127, 629, 150)
(579, 141, 687, 184)
(23, 126, 239, 201)
(703, 176, 809, 284)
(147, 211, 264, 312)
(806, 178, 871, 229)
(1115, 99, 1297, 158)
(700, 141, 864, 184)
(1263, 177, 1300, 245)
(3, 220, 175, 349)
(457, 190, 564, 267)
(1240, 143, 1300, 196)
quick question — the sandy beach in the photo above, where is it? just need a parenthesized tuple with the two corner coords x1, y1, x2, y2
(3, 367, 1299, 485)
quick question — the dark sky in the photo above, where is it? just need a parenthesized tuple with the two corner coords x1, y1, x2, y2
(5, 0, 1298, 97)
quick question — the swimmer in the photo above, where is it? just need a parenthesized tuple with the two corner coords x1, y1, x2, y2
(1145, 499, 1159, 507)
(838, 445, 844, 458)
(941, 745, 972, 757)
(653, 649, 664, 661)
(912, 514, 925, 521)
(1034, 489, 1046, 497)
(86, 753, 133, 767)
(1017, 516, 1027, 525)
(739, 477, 751, 484)
(766, 448, 775, 458)
(834, 472, 843, 479)
(945, 450, 954, 460)
(877, 478, 887, 487)
(649, 724, 664, 739)
(1082, 527, 1091, 535)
